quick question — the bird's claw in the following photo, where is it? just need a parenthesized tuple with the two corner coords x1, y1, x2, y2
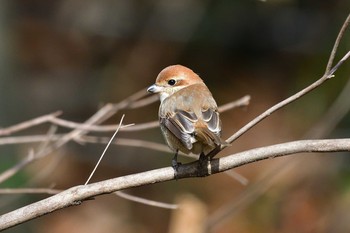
(172, 159, 181, 180)
(172, 150, 181, 179)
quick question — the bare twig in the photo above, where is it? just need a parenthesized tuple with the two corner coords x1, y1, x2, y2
(226, 49, 350, 145)
(0, 112, 61, 136)
(225, 14, 350, 145)
(305, 75, 350, 138)
(224, 170, 249, 186)
(1, 138, 350, 230)
(0, 134, 174, 154)
(79, 136, 197, 159)
(0, 126, 57, 184)
(0, 88, 147, 136)
(0, 151, 35, 184)
(84, 115, 129, 185)
(80, 136, 174, 154)
(127, 94, 159, 109)
(218, 95, 250, 112)
(0, 96, 249, 137)
(0, 89, 151, 185)
(115, 191, 178, 209)
(325, 14, 350, 74)
(226, 52, 349, 146)
(36, 125, 57, 154)
(0, 188, 61, 195)
(122, 121, 159, 132)
(48, 117, 134, 132)
(54, 96, 249, 132)
(329, 51, 350, 75)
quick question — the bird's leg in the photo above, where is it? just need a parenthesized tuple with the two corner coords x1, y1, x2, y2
(198, 153, 210, 176)
(172, 149, 180, 168)
(172, 150, 181, 179)
(199, 152, 206, 163)
(207, 145, 222, 159)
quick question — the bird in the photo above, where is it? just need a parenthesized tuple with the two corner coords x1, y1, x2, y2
(147, 65, 228, 169)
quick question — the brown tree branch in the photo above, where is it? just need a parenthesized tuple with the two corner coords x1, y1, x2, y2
(1, 138, 350, 230)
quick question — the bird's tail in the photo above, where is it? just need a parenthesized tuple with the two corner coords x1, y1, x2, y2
(195, 127, 230, 148)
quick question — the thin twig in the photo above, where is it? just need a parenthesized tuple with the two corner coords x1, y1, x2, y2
(0, 89, 151, 192)
(115, 191, 178, 209)
(48, 117, 134, 132)
(329, 51, 350, 75)
(218, 95, 250, 113)
(80, 136, 174, 154)
(128, 94, 159, 109)
(0, 112, 61, 136)
(225, 14, 350, 145)
(225, 50, 350, 145)
(0, 126, 58, 184)
(224, 170, 249, 186)
(84, 115, 129, 185)
(0, 88, 148, 137)
(122, 121, 159, 131)
(0, 152, 35, 184)
(305, 74, 350, 138)
(325, 14, 350, 74)
(0, 188, 61, 195)
(0, 134, 174, 154)
(35, 125, 58, 157)
(0, 96, 248, 137)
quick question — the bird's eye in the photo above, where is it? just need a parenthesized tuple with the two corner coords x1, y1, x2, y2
(167, 79, 176, 86)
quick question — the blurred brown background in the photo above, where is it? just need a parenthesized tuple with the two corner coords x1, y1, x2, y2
(0, 0, 350, 232)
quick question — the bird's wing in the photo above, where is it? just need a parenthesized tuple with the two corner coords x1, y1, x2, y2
(160, 110, 198, 150)
(160, 107, 224, 150)
(201, 108, 221, 134)
(194, 108, 223, 146)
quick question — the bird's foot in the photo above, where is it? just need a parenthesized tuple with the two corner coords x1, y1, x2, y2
(198, 153, 210, 177)
(172, 150, 181, 180)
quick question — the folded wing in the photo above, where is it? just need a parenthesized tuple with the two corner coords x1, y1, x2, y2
(160, 107, 222, 151)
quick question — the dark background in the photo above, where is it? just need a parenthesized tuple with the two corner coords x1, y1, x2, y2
(0, 0, 350, 232)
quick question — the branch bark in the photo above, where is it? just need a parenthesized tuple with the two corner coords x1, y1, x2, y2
(1, 138, 350, 230)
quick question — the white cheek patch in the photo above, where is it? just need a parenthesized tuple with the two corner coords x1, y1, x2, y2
(159, 92, 170, 102)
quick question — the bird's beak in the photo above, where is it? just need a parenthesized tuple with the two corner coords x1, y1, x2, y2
(147, 84, 162, 93)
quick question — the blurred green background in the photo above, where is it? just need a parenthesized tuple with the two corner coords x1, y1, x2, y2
(0, 0, 350, 232)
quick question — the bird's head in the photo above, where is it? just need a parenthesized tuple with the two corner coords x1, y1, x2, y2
(147, 65, 203, 102)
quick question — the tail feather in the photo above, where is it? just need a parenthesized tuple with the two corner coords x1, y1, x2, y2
(195, 127, 230, 148)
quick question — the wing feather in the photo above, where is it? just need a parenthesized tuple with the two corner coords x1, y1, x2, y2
(201, 108, 221, 134)
(160, 114, 194, 150)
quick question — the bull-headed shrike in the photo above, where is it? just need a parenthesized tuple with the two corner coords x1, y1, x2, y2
(147, 65, 228, 169)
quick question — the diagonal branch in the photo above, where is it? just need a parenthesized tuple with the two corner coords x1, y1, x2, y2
(325, 14, 350, 74)
(84, 115, 128, 185)
(223, 13, 350, 146)
(225, 50, 350, 145)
